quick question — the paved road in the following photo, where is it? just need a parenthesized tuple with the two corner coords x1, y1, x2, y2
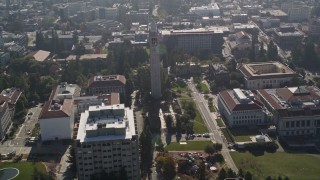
(187, 82, 238, 173)
(0, 105, 43, 155)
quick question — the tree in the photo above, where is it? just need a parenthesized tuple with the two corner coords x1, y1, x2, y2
(66, 146, 77, 178)
(245, 171, 253, 180)
(267, 40, 278, 60)
(304, 41, 319, 69)
(165, 115, 173, 133)
(196, 161, 206, 180)
(217, 168, 227, 180)
(238, 168, 244, 178)
(227, 168, 237, 178)
(139, 117, 153, 177)
(155, 153, 176, 180)
(204, 144, 216, 155)
(213, 143, 223, 152)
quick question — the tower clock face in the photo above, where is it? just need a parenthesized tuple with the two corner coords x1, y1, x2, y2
(151, 37, 157, 45)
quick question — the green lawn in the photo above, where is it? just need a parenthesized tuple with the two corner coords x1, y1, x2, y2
(172, 80, 188, 94)
(229, 127, 260, 142)
(0, 162, 48, 180)
(209, 105, 216, 112)
(165, 141, 213, 151)
(221, 128, 234, 143)
(231, 152, 320, 180)
(216, 119, 224, 127)
(193, 110, 209, 134)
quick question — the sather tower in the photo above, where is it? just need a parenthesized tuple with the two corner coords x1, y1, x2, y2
(149, 21, 161, 99)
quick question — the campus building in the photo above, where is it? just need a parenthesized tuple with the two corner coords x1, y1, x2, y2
(238, 62, 298, 90)
(75, 104, 140, 180)
(218, 88, 267, 127)
(88, 75, 126, 96)
(257, 86, 320, 137)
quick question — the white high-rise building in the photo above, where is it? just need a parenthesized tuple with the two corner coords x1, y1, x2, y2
(75, 104, 140, 180)
(149, 22, 161, 99)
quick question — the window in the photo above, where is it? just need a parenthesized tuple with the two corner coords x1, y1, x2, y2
(301, 121, 305, 127)
(307, 120, 310, 126)
(286, 121, 289, 128)
(296, 121, 300, 127)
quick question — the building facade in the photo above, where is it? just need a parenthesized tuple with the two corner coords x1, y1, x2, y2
(257, 86, 320, 137)
(218, 88, 267, 127)
(238, 62, 298, 90)
(208, 63, 229, 86)
(75, 104, 140, 180)
(0, 101, 11, 139)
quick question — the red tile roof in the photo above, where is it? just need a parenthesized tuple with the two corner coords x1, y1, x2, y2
(219, 90, 263, 112)
(39, 99, 73, 119)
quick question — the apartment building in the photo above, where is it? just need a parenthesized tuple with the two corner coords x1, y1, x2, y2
(88, 75, 126, 96)
(75, 104, 140, 180)
(257, 86, 320, 137)
(218, 88, 267, 127)
(238, 62, 298, 90)
(189, 3, 220, 16)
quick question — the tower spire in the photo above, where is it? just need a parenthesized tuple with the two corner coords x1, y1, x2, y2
(149, 21, 161, 99)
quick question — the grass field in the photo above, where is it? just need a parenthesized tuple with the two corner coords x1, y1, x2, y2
(209, 105, 216, 112)
(0, 162, 47, 180)
(165, 141, 213, 151)
(221, 128, 234, 142)
(229, 127, 260, 142)
(172, 80, 188, 94)
(193, 111, 209, 134)
(216, 119, 225, 127)
(230, 151, 320, 180)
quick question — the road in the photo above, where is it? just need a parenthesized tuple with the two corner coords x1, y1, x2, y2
(0, 105, 42, 155)
(187, 82, 238, 173)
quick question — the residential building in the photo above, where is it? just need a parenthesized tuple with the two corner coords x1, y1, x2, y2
(259, 18, 281, 29)
(189, 3, 220, 17)
(126, 9, 149, 24)
(217, 88, 267, 127)
(238, 62, 298, 90)
(161, 26, 229, 55)
(88, 75, 126, 96)
(150, 22, 161, 99)
(228, 31, 256, 59)
(65, 54, 108, 61)
(208, 63, 229, 85)
(257, 86, 320, 137)
(0, 101, 11, 139)
(175, 62, 201, 77)
(75, 104, 140, 180)
(263, 10, 288, 22)
(273, 25, 304, 49)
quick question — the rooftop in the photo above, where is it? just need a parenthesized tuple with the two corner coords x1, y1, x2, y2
(161, 26, 229, 35)
(257, 86, 320, 117)
(239, 62, 297, 80)
(76, 104, 136, 143)
(52, 82, 81, 100)
(88, 75, 126, 88)
(219, 88, 264, 112)
(0, 88, 22, 109)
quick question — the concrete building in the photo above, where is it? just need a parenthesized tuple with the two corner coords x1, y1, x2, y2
(239, 62, 298, 90)
(39, 83, 80, 141)
(75, 104, 140, 180)
(175, 62, 201, 77)
(218, 88, 267, 127)
(231, 14, 248, 23)
(161, 26, 229, 55)
(88, 75, 126, 96)
(150, 22, 161, 99)
(25, 50, 51, 62)
(39, 98, 74, 141)
(74, 93, 120, 116)
(273, 25, 304, 50)
(257, 86, 320, 137)
(263, 10, 288, 22)
(281, 3, 311, 22)
(208, 63, 229, 86)
(0, 101, 11, 139)
(126, 9, 149, 24)
(189, 3, 220, 17)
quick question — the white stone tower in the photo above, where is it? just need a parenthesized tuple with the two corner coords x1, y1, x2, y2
(149, 21, 161, 99)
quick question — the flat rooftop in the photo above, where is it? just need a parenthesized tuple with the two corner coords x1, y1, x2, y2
(76, 104, 136, 143)
(161, 26, 229, 35)
(239, 62, 297, 80)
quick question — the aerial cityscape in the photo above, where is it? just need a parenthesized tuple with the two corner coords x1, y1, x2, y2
(0, 0, 320, 179)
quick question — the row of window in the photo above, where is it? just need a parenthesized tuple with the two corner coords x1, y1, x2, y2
(233, 119, 262, 125)
(233, 115, 262, 120)
(285, 129, 312, 135)
(285, 120, 312, 128)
